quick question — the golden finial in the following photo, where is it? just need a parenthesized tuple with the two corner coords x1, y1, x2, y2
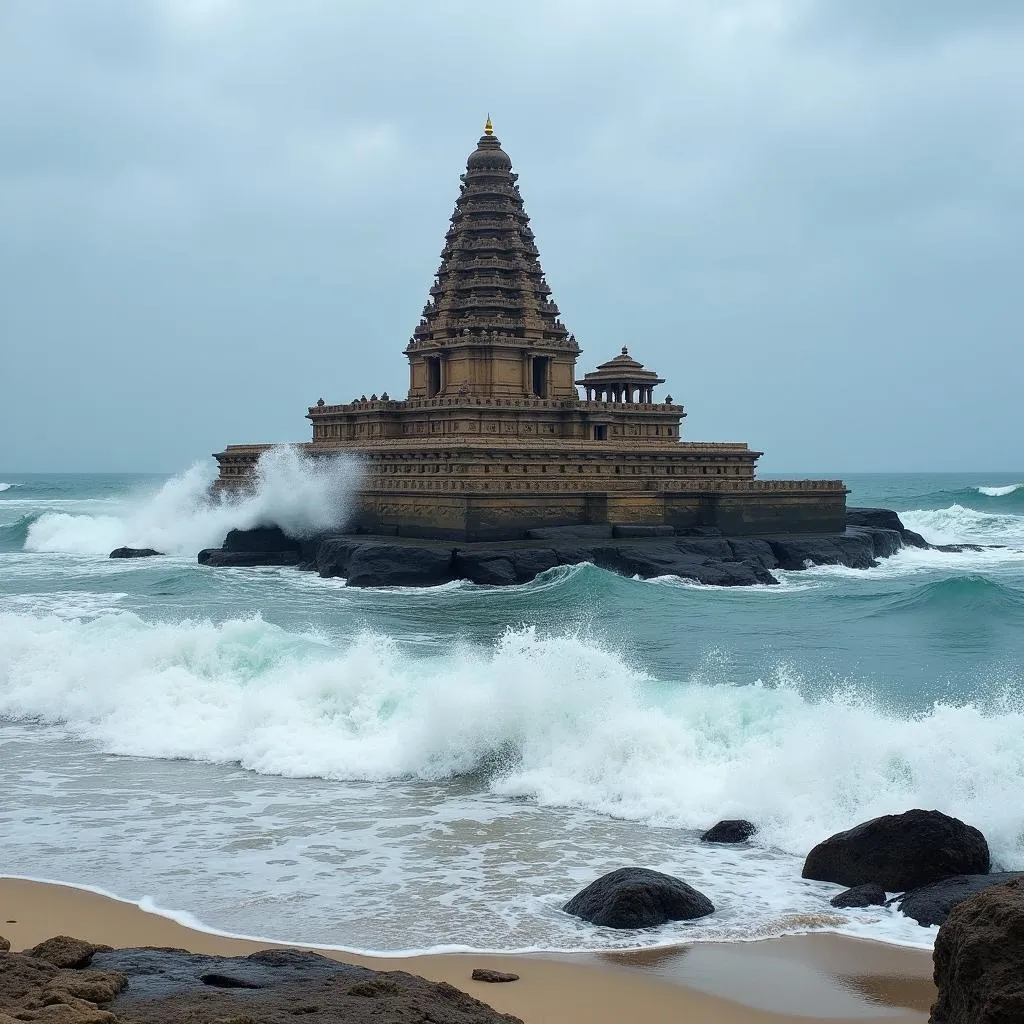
(484, 114, 494, 136)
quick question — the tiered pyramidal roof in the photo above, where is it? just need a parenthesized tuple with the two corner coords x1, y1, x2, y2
(406, 119, 580, 360)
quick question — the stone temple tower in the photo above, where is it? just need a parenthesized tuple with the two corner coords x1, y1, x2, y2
(405, 117, 581, 402)
(213, 119, 847, 540)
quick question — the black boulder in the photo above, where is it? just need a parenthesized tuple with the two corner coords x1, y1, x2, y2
(700, 820, 757, 844)
(802, 809, 990, 892)
(897, 872, 1024, 927)
(563, 867, 714, 929)
(829, 883, 888, 909)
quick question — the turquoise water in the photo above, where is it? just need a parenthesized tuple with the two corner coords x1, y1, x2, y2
(1, 463, 1023, 952)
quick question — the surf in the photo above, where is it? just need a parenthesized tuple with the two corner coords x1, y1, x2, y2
(21, 447, 363, 557)
(2, 610, 1023, 872)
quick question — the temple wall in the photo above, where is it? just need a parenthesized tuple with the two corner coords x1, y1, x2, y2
(213, 444, 845, 539)
(349, 485, 846, 541)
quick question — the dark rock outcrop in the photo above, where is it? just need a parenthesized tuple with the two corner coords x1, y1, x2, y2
(898, 872, 1024, 927)
(199, 525, 306, 568)
(0, 935, 9, 952)
(198, 507, 957, 589)
(829, 883, 888, 909)
(323, 540, 456, 588)
(563, 867, 714, 929)
(847, 507, 929, 549)
(223, 526, 303, 553)
(198, 548, 302, 567)
(802, 810, 990, 892)
(109, 547, 162, 558)
(26, 935, 108, 968)
(0, 943, 521, 1024)
(526, 525, 613, 540)
(930, 877, 1024, 1023)
(700, 819, 757, 844)
(611, 524, 675, 538)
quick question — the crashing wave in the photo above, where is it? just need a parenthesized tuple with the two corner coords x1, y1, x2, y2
(1, 612, 1023, 871)
(978, 483, 1022, 497)
(22, 447, 364, 557)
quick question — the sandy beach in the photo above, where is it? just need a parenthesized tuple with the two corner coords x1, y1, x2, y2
(0, 877, 934, 1023)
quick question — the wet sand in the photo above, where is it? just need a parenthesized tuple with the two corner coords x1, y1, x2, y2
(0, 877, 934, 1023)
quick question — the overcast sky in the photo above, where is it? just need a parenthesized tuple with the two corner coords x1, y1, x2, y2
(2, 0, 1022, 473)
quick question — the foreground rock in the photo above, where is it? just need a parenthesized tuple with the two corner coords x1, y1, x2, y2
(198, 507, 951, 589)
(898, 872, 1024, 927)
(930, 877, 1024, 1023)
(0, 945, 127, 1023)
(701, 819, 757, 844)
(0, 942, 520, 1024)
(471, 969, 519, 983)
(25, 935, 109, 968)
(830, 884, 888, 909)
(109, 547, 162, 559)
(563, 867, 714, 929)
(802, 810, 990, 892)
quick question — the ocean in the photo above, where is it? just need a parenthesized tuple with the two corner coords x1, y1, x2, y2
(1, 460, 1023, 955)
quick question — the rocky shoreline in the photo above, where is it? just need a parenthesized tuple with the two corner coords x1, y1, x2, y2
(184, 507, 985, 588)
(3, 809, 1022, 1022)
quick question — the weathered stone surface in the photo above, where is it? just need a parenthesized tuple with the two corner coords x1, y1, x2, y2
(0, 947, 125, 1024)
(471, 969, 519, 983)
(0, 936, 8, 952)
(1, 945, 519, 1024)
(222, 527, 302, 553)
(48, 969, 127, 1003)
(90, 947, 520, 1022)
(847, 507, 929, 549)
(509, 548, 560, 581)
(930, 878, 1024, 1023)
(563, 867, 714, 929)
(802, 810, 991, 893)
(727, 539, 779, 570)
(26, 937, 106, 970)
(199, 549, 301, 567)
(611, 525, 675, 538)
(108, 547, 161, 559)
(701, 819, 757, 844)
(344, 543, 455, 588)
(526, 525, 613, 540)
(897, 872, 1024, 927)
(453, 552, 518, 587)
(829, 884, 888, 909)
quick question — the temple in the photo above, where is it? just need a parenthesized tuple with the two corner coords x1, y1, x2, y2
(214, 119, 846, 540)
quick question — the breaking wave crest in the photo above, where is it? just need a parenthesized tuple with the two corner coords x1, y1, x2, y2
(0, 482, 15, 492)
(900, 504, 1024, 548)
(2, 611, 1023, 870)
(22, 447, 363, 557)
(978, 483, 1022, 498)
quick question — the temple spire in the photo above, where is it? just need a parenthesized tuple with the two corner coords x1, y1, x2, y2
(404, 122, 581, 400)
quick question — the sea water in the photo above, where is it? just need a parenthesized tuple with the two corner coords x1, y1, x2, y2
(1, 458, 1023, 953)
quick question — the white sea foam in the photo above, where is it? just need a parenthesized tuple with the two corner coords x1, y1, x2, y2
(0, 482, 14, 492)
(22, 447, 363, 556)
(978, 483, 1022, 497)
(2, 610, 1022, 875)
(901, 504, 1024, 547)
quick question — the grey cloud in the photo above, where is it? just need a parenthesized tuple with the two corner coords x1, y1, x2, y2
(1, 0, 1021, 472)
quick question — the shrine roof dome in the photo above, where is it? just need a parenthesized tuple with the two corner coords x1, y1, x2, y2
(466, 116, 513, 171)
